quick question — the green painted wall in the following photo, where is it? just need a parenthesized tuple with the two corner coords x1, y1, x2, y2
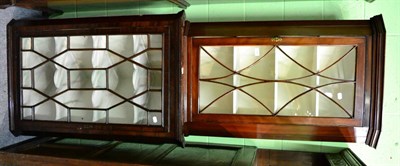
(50, 0, 400, 165)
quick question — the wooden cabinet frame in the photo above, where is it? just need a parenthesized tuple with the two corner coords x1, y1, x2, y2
(184, 15, 385, 147)
(8, 11, 186, 144)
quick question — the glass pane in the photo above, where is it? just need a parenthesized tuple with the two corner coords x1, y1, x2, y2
(93, 110, 107, 123)
(133, 106, 148, 124)
(22, 107, 33, 120)
(276, 47, 314, 80)
(275, 83, 309, 113)
(132, 52, 149, 67)
(70, 109, 96, 122)
(149, 34, 162, 48)
(33, 37, 55, 58)
(33, 62, 56, 95)
(319, 47, 356, 81)
(54, 51, 93, 69)
(149, 70, 162, 89)
(133, 35, 148, 53)
(21, 38, 31, 50)
(200, 47, 233, 79)
(92, 51, 124, 68)
(55, 103, 68, 121)
(54, 90, 92, 108)
(317, 93, 350, 118)
(90, 90, 124, 109)
(234, 46, 273, 70)
(201, 92, 234, 114)
(241, 83, 275, 113)
(132, 93, 148, 107)
(91, 70, 107, 89)
(22, 51, 46, 69)
(236, 90, 271, 115)
(23, 89, 47, 106)
(279, 46, 317, 72)
(108, 102, 134, 124)
(113, 61, 135, 98)
(22, 70, 32, 88)
(109, 35, 133, 57)
(147, 92, 162, 110)
(54, 63, 69, 92)
(70, 70, 92, 89)
(147, 50, 162, 68)
(92, 35, 107, 49)
(199, 81, 233, 112)
(132, 66, 148, 95)
(69, 36, 93, 49)
(239, 46, 275, 80)
(278, 91, 317, 116)
(318, 82, 355, 117)
(34, 100, 57, 121)
(54, 37, 67, 55)
(318, 45, 354, 71)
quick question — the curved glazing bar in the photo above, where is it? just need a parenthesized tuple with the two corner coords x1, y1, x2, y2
(199, 45, 356, 117)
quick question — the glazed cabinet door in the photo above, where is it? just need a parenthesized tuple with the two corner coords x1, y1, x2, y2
(8, 12, 186, 144)
(185, 15, 385, 147)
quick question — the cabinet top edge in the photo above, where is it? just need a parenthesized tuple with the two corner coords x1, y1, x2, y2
(8, 10, 185, 27)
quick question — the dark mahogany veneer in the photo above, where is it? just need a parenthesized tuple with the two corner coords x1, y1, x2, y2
(8, 11, 186, 145)
(184, 15, 385, 148)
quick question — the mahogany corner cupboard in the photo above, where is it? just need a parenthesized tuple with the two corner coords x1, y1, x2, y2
(7, 11, 386, 148)
(8, 11, 186, 144)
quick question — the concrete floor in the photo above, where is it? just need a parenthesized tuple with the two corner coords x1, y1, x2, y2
(0, 6, 41, 148)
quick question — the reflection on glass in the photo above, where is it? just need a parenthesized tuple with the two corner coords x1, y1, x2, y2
(20, 35, 163, 125)
(199, 45, 356, 118)
(317, 82, 354, 117)
(148, 112, 162, 126)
